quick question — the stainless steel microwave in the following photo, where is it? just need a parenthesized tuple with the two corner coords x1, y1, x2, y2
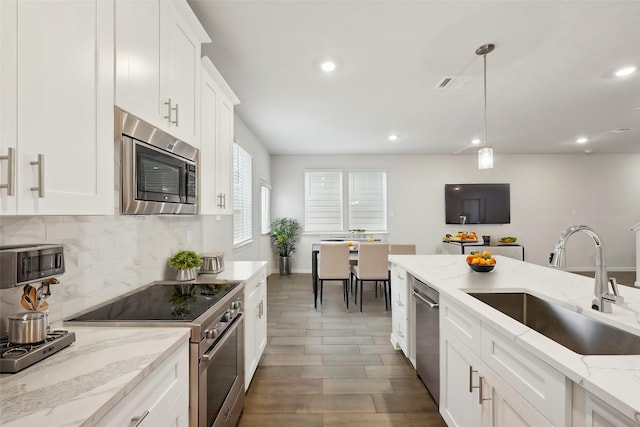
(117, 109, 198, 215)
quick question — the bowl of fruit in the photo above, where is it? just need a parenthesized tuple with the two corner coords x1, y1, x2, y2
(466, 251, 496, 272)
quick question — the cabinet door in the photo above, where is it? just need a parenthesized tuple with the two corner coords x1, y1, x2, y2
(115, 0, 161, 124)
(160, 1, 200, 145)
(244, 283, 257, 391)
(481, 365, 553, 427)
(200, 57, 236, 215)
(14, 0, 113, 215)
(0, 1, 17, 213)
(216, 96, 234, 213)
(254, 276, 268, 358)
(440, 331, 482, 427)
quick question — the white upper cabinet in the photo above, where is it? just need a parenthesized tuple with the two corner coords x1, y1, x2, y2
(200, 57, 240, 215)
(115, 0, 210, 146)
(0, 0, 114, 215)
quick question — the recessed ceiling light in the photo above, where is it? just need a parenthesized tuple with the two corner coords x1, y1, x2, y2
(471, 139, 481, 145)
(576, 137, 588, 144)
(320, 61, 336, 72)
(388, 134, 398, 141)
(614, 66, 637, 77)
(584, 149, 593, 154)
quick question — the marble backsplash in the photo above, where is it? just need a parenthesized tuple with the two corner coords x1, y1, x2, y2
(0, 215, 207, 332)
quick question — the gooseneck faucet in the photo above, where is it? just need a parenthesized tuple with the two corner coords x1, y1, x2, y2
(549, 225, 621, 313)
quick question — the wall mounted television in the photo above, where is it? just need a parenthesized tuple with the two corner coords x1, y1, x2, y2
(445, 183, 510, 224)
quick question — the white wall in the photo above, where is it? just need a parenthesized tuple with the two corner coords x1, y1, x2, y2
(271, 153, 640, 273)
(0, 116, 271, 331)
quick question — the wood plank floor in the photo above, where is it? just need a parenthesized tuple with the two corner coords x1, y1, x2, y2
(238, 273, 446, 427)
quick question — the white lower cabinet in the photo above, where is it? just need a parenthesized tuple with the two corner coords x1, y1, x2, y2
(95, 343, 189, 427)
(390, 263, 409, 355)
(571, 384, 638, 427)
(244, 266, 267, 390)
(440, 295, 562, 427)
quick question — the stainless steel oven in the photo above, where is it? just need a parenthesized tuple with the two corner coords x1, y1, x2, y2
(0, 244, 64, 289)
(66, 280, 244, 427)
(117, 109, 198, 215)
(199, 312, 244, 427)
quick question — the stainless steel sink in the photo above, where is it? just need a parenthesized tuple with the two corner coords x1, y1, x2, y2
(467, 292, 640, 355)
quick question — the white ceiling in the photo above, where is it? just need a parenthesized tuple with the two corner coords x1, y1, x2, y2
(188, 0, 640, 156)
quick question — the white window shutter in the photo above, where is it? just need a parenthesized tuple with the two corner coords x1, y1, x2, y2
(304, 170, 343, 232)
(233, 144, 252, 246)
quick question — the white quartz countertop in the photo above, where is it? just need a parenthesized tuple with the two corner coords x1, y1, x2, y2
(389, 254, 640, 422)
(0, 326, 189, 426)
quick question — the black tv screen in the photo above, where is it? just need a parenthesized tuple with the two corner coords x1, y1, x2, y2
(445, 183, 510, 224)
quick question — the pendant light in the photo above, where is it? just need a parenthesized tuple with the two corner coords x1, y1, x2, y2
(476, 43, 495, 169)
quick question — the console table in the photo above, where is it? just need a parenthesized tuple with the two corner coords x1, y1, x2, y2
(442, 241, 524, 261)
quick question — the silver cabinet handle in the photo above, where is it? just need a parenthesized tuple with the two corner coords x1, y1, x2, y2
(221, 193, 226, 208)
(30, 154, 44, 198)
(164, 98, 173, 123)
(129, 410, 149, 427)
(469, 366, 478, 393)
(172, 103, 179, 126)
(0, 147, 15, 196)
(478, 376, 491, 404)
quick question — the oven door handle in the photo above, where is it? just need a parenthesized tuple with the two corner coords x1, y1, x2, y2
(201, 313, 243, 364)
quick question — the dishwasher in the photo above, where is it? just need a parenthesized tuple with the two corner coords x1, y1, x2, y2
(411, 275, 440, 405)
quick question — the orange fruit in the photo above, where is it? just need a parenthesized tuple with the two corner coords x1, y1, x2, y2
(466, 255, 474, 263)
(488, 258, 496, 265)
(482, 251, 491, 258)
(471, 258, 480, 265)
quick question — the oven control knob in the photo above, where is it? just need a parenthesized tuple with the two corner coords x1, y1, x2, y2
(220, 311, 230, 322)
(229, 309, 237, 319)
(205, 328, 219, 340)
(231, 300, 242, 311)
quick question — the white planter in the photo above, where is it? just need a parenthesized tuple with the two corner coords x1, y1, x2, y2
(176, 268, 197, 282)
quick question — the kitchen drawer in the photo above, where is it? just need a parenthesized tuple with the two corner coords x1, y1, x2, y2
(481, 326, 568, 427)
(440, 295, 482, 353)
(95, 344, 189, 427)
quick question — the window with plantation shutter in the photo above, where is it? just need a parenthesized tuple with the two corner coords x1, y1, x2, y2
(233, 143, 252, 246)
(348, 171, 387, 231)
(304, 170, 343, 232)
(261, 183, 271, 235)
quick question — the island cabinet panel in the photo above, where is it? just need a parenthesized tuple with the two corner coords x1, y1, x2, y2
(440, 296, 561, 427)
(1, 0, 114, 215)
(95, 343, 189, 427)
(571, 384, 638, 427)
(390, 263, 409, 356)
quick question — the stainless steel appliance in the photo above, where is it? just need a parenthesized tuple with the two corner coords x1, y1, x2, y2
(0, 244, 64, 289)
(0, 330, 76, 373)
(412, 275, 440, 405)
(199, 252, 225, 274)
(118, 109, 198, 215)
(65, 280, 244, 427)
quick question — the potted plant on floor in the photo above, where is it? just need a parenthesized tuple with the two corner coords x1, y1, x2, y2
(168, 250, 203, 282)
(270, 217, 301, 275)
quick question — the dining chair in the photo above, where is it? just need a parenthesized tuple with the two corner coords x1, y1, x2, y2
(389, 244, 417, 255)
(351, 242, 390, 312)
(318, 242, 352, 309)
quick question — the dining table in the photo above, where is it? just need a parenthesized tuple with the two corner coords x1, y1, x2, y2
(311, 239, 381, 309)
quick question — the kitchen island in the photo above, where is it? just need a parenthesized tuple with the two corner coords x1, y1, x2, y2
(389, 254, 640, 426)
(0, 326, 190, 426)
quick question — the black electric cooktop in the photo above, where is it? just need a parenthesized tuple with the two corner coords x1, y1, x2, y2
(68, 282, 241, 322)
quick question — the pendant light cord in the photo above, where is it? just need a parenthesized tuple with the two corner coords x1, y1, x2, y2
(483, 53, 488, 149)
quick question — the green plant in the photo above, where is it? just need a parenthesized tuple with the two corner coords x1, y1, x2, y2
(168, 250, 202, 270)
(270, 218, 301, 257)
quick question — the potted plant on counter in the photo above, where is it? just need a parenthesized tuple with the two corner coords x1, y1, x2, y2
(270, 217, 301, 275)
(168, 250, 203, 282)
